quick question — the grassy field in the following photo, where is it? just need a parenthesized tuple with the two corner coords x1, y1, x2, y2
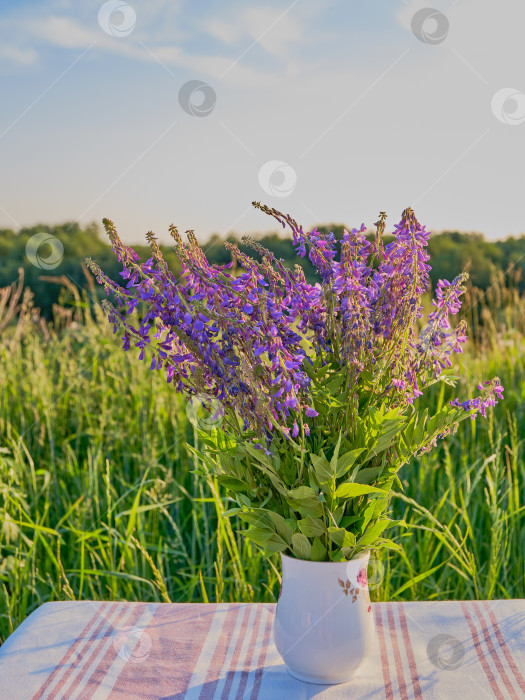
(1, 275, 525, 642)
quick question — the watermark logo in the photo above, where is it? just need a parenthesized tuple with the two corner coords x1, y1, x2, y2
(427, 633, 465, 670)
(366, 554, 386, 590)
(98, 1, 136, 38)
(345, 553, 385, 590)
(491, 88, 525, 126)
(25, 232, 64, 270)
(113, 627, 152, 664)
(178, 80, 217, 117)
(186, 393, 224, 430)
(258, 161, 297, 198)
(411, 8, 449, 45)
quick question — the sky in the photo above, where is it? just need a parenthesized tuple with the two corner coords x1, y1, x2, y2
(1, 0, 525, 243)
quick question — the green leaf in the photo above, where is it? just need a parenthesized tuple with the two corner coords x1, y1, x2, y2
(286, 486, 324, 517)
(235, 493, 252, 508)
(335, 483, 386, 499)
(374, 538, 403, 552)
(304, 360, 330, 381)
(239, 509, 293, 545)
(292, 533, 312, 560)
(266, 511, 294, 544)
(238, 512, 272, 529)
(242, 525, 289, 554)
(311, 537, 327, 561)
(244, 527, 274, 545)
(325, 373, 345, 394)
(263, 539, 288, 553)
(222, 507, 242, 517)
(364, 412, 407, 460)
(371, 490, 392, 518)
(298, 516, 326, 538)
(280, 454, 296, 486)
(329, 549, 346, 562)
(267, 472, 288, 496)
(438, 368, 460, 382)
(285, 517, 298, 533)
(357, 519, 392, 547)
(310, 453, 332, 482)
(288, 500, 324, 518)
(353, 467, 380, 485)
(333, 505, 345, 526)
(288, 486, 318, 500)
(308, 465, 322, 493)
(358, 500, 377, 534)
(327, 526, 356, 548)
(413, 408, 429, 446)
(340, 515, 362, 528)
(243, 443, 273, 466)
(329, 432, 343, 475)
(216, 475, 249, 492)
(335, 448, 365, 478)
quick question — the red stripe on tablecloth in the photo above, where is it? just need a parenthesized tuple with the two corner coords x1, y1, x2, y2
(397, 604, 423, 699)
(386, 603, 409, 700)
(47, 602, 130, 700)
(374, 604, 394, 700)
(249, 605, 274, 700)
(31, 602, 118, 700)
(76, 603, 149, 700)
(102, 604, 219, 699)
(472, 602, 520, 700)
(461, 601, 505, 700)
(233, 606, 264, 699)
(199, 604, 246, 699)
(217, 606, 254, 699)
(482, 601, 525, 694)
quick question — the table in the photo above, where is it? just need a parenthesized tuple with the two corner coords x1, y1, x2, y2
(0, 600, 524, 699)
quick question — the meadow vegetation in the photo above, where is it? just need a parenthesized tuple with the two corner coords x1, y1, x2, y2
(0, 266, 524, 642)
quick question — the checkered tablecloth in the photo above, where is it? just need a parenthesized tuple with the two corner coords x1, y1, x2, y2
(0, 600, 524, 699)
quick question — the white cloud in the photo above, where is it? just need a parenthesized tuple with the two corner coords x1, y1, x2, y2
(0, 0, 349, 96)
(236, 6, 304, 59)
(0, 44, 38, 65)
(203, 18, 239, 47)
(203, 2, 328, 62)
(28, 15, 97, 49)
(0, 2, 309, 88)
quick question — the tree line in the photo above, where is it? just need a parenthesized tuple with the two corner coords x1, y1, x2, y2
(1, 221, 524, 318)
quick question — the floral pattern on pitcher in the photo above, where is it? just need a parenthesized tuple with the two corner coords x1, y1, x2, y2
(338, 578, 361, 603)
(357, 567, 368, 588)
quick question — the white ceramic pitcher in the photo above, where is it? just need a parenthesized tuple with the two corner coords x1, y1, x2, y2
(273, 551, 375, 684)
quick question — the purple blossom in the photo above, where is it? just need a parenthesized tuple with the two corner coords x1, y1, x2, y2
(88, 205, 502, 445)
(451, 379, 504, 419)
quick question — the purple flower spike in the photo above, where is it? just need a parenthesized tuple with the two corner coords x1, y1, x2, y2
(90, 206, 502, 452)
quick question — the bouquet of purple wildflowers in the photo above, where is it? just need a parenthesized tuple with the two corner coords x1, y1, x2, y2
(87, 204, 503, 562)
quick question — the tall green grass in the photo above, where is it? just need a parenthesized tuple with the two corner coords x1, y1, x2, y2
(1, 277, 524, 642)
